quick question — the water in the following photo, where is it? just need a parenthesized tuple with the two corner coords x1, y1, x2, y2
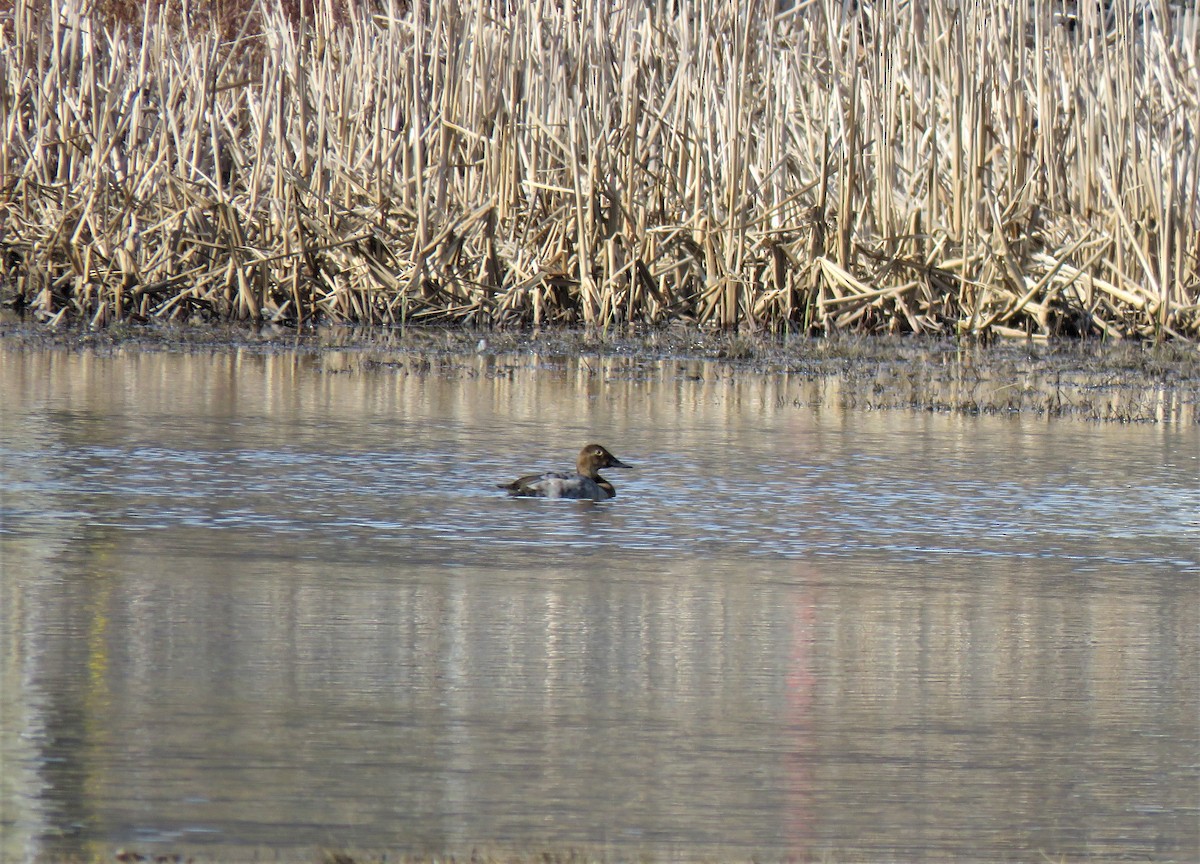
(1, 343, 1197, 863)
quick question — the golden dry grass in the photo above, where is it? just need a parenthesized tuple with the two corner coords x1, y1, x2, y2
(1, 0, 1197, 338)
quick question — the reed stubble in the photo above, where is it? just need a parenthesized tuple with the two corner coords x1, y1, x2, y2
(2, 0, 1197, 338)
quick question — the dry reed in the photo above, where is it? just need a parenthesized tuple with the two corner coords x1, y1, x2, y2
(1, 0, 1197, 338)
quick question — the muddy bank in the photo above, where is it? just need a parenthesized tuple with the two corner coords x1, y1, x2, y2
(2, 321, 1198, 424)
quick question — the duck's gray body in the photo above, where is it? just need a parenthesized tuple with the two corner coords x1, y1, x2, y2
(499, 444, 630, 501)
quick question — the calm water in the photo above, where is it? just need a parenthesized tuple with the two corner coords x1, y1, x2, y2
(1, 343, 1197, 863)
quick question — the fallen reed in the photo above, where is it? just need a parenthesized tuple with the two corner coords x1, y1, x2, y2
(1, 0, 1198, 338)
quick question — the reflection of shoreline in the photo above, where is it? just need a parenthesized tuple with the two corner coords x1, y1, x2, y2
(776, 561, 1200, 862)
(1, 454, 101, 863)
(784, 571, 820, 862)
(1, 331, 1196, 425)
(6, 534, 814, 858)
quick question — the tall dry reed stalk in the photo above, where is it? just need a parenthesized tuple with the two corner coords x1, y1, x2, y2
(1, 0, 1197, 338)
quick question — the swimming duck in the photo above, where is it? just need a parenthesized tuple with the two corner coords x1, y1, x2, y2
(498, 444, 631, 501)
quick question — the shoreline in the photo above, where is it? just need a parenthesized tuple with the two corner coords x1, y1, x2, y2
(3, 321, 1198, 424)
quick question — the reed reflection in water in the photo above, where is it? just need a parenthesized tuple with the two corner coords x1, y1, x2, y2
(1, 345, 1196, 863)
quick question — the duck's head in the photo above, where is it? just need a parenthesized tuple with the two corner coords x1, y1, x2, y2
(577, 444, 631, 477)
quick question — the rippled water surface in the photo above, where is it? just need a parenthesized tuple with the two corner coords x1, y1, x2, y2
(2, 344, 1197, 863)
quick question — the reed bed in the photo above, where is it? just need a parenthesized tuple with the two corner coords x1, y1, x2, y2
(1, 0, 1198, 338)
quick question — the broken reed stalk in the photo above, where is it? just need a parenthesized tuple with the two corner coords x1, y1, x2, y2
(0, 0, 1197, 339)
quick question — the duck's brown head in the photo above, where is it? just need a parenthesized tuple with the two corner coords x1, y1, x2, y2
(576, 444, 631, 478)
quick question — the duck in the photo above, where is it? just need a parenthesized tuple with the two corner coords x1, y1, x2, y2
(498, 444, 631, 501)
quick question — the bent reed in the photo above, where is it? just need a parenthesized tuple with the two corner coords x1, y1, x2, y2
(1, 0, 1198, 338)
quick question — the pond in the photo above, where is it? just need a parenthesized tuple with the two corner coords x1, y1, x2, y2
(1, 341, 1197, 863)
